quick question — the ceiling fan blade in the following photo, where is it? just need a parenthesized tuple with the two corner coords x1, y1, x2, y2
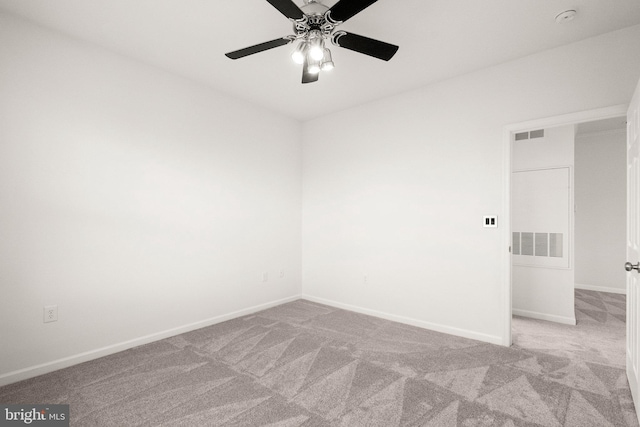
(225, 37, 293, 59)
(265, 0, 304, 20)
(331, 31, 398, 61)
(327, 0, 380, 23)
(302, 58, 319, 84)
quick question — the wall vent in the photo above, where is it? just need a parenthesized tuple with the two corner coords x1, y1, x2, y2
(521, 232, 534, 256)
(530, 129, 545, 139)
(512, 232, 520, 255)
(549, 233, 563, 257)
(535, 233, 548, 256)
(512, 231, 564, 258)
(514, 129, 544, 141)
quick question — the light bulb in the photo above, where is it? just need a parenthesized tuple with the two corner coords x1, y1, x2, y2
(320, 48, 334, 71)
(309, 47, 324, 61)
(308, 57, 321, 74)
(291, 41, 307, 65)
(292, 51, 305, 64)
(308, 38, 324, 61)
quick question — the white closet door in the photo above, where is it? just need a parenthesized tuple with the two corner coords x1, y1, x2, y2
(626, 77, 640, 422)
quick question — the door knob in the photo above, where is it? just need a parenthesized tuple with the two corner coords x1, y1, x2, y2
(625, 262, 640, 272)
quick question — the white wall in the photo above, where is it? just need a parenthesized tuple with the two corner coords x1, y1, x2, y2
(0, 13, 302, 384)
(2, 14, 640, 386)
(511, 125, 575, 325)
(302, 25, 640, 344)
(512, 126, 575, 170)
(575, 129, 627, 293)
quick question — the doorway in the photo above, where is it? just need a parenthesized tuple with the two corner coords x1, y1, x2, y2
(501, 104, 628, 346)
(506, 111, 629, 370)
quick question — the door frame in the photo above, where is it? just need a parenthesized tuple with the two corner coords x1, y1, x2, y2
(501, 104, 628, 346)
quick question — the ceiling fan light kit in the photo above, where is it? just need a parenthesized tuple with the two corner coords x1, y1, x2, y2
(225, 0, 399, 84)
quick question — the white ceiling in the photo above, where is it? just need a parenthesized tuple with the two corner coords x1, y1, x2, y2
(1, 0, 640, 121)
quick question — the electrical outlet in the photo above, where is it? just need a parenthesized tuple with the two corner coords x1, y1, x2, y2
(262, 272, 268, 282)
(44, 305, 58, 323)
(279, 269, 285, 278)
(363, 275, 368, 284)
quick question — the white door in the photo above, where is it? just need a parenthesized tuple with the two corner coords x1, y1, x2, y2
(626, 77, 640, 418)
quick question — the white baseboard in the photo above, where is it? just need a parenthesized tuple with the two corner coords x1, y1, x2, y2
(575, 283, 626, 295)
(301, 294, 503, 346)
(0, 294, 301, 387)
(512, 308, 577, 325)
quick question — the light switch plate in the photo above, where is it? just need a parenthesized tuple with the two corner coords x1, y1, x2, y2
(483, 215, 498, 228)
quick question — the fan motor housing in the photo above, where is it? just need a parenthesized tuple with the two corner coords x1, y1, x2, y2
(300, 0, 329, 16)
(293, 5, 335, 37)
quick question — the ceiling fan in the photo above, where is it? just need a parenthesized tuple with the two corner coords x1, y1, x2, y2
(225, 0, 399, 84)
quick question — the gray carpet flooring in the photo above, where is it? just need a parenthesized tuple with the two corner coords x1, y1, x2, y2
(1, 293, 638, 426)
(513, 289, 627, 368)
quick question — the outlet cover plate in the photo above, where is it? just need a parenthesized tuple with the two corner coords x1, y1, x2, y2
(44, 305, 58, 323)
